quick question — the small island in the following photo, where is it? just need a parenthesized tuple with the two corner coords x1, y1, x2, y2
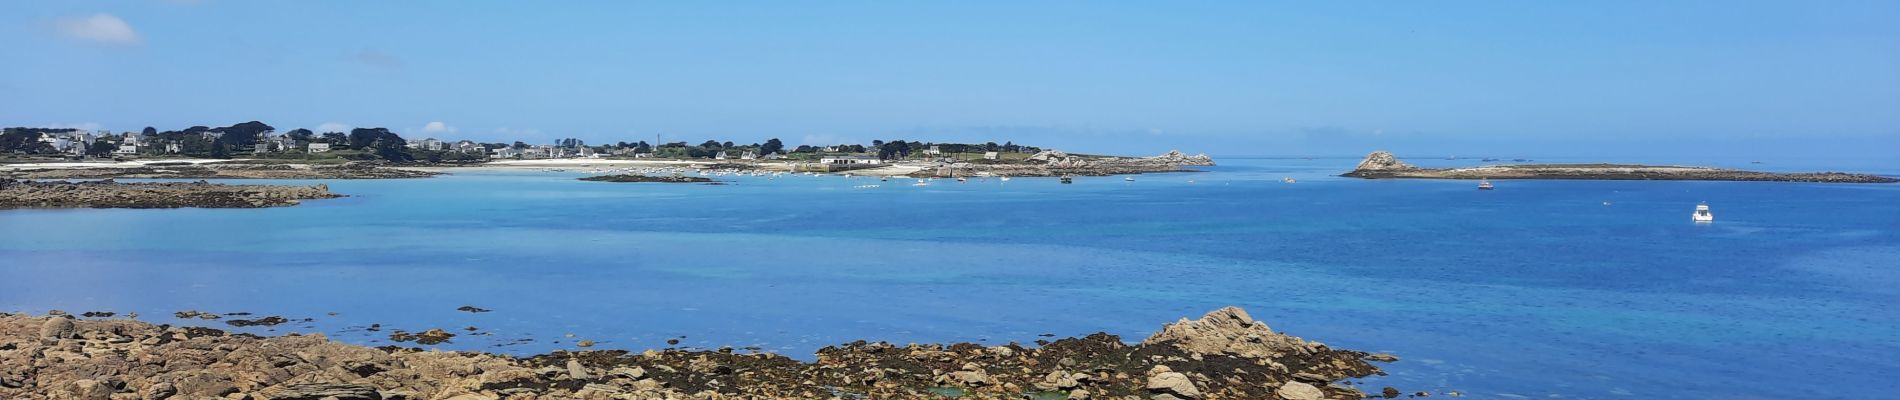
(0, 179, 343, 209)
(1342, 151, 1898, 183)
(577, 174, 717, 183)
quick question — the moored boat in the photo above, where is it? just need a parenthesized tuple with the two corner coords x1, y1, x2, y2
(1478, 179, 1494, 190)
(1693, 202, 1713, 222)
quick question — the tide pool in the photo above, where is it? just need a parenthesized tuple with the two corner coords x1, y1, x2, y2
(3, 157, 1897, 399)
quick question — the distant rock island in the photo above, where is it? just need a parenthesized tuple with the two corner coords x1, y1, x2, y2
(1342, 151, 1898, 183)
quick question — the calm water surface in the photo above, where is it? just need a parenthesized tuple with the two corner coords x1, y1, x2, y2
(3, 157, 1897, 399)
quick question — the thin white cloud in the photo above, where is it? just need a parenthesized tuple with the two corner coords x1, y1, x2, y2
(56, 14, 142, 46)
(316, 122, 352, 133)
(421, 121, 457, 135)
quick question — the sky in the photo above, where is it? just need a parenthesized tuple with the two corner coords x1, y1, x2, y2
(3, 1, 1897, 157)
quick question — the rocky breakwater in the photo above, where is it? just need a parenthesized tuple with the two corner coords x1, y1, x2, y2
(1342, 151, 1899, 183)
(3, 163, 439, 180)
(924, 150, 1215, 177)
(0, 179, 342, 209)
(0, 307, 1406, 400)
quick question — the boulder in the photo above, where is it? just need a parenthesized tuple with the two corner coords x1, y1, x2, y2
(40, 317, 76, 342)
(1144, 366, 1201, 399)
(1277, 381, 1324, 400)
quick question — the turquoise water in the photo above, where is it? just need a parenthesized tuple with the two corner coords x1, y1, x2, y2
(4, 157, 1898, 399)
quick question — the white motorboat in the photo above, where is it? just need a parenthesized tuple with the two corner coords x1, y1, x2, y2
(1693, 202, 1713, 223)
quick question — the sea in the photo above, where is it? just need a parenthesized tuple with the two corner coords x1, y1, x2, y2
(3, 156, 1897, 399)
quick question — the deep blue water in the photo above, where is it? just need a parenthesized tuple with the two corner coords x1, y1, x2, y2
(3, 157, 1897, 399)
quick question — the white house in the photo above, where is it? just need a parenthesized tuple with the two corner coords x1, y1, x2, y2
(820, 155, 883, 165)
(925, 145, 941, 155)
(115, 144, 138, 155)
(165, 143, 182, 153)
(983, 151, 999, 160)
(492, 147, 522, 159)
(714, 151, 728, 160)
(308, 143, 332, 153)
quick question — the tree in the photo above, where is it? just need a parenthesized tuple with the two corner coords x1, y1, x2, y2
(321, 132, 347, 145)
(877, 140, 912, 160)
(142, 127, 158, 136)
(286, 128, 314, 141)
(699, 140, 723, 149)
(368, 130, 411, 161)
(87, 140, 116, 157)
(212, 121, 273, 150)
(761, 138, 784, 155)
(349, 128, 388, 149)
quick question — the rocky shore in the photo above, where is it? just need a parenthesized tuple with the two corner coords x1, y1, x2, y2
(577, 175, 718, 183)
(0, 179, 342, 209)
(0, 307, 1409, 400)
(1342, 151, 1898, 183)
(1, 164, 439, 180)
(912, 150, 1215, 178)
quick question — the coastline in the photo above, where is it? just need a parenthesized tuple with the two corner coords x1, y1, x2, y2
(2, 307, 1404, 400)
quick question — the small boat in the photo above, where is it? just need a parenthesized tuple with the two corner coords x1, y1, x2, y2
(957, 177, 968, 183)
(1478, 179, 1494, 190)
(913, 179, 929, 187)
(999, 176, 1011, 182)
(880, 176, 888, 182)
(1283, 177, 1296, 184)
(1693, 202, 1713, 223)
(1123, 177, 1135, 182)
(1060, 175, 1074, 184)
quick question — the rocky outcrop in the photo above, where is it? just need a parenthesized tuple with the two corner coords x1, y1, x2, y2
(1146, 150, 1217, 166)
(577, 174, 717, 183)
(919, 149, 1215, 177)
(1140, 306, 1313, 359)
(0, 307, 1394, 399)
(2, 164, 439, 180)
(1347, 151, 1417, 174)
(0, 179, 343, 209)
(1341, 151, 1898, 183)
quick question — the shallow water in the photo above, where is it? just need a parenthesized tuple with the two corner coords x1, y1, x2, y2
(3, 157, 1897, 399)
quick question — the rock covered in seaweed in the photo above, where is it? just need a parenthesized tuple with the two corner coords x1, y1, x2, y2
(0, 307, 1399, 399)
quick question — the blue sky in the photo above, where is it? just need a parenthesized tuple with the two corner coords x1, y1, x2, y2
(3, 1, 1896, 157)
